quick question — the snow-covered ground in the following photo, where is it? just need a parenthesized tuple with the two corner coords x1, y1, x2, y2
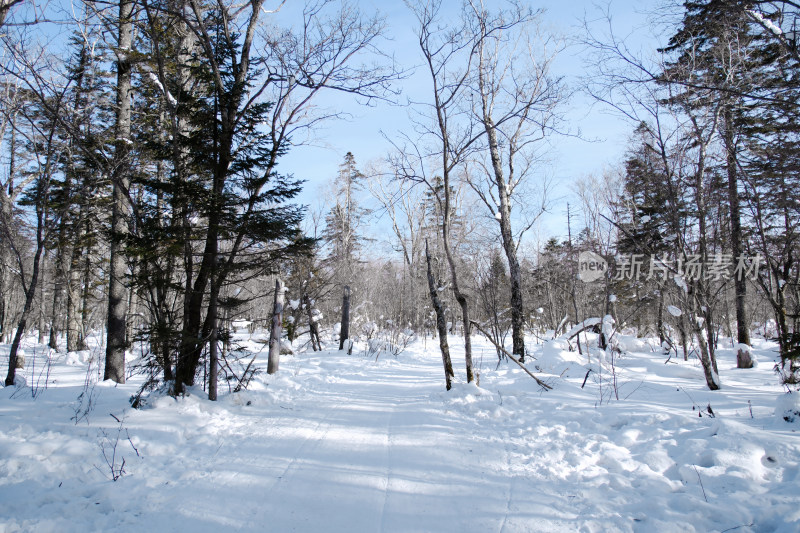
(1, 332, 799, 532)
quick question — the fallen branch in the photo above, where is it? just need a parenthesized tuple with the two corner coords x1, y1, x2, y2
(471, 321, 552, 390)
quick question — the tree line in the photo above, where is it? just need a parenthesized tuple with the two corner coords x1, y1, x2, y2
(2, 0, 799, 396)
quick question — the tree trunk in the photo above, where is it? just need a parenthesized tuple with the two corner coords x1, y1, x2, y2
(175, 108, 234, 393)
(37, 250, 47, 345)
(79, 231, 92, 348)
(338, 285, 351, 352)
(267, 279, 285, 375)
(426, 241, 454, 390)
(208, 281, 219, 400)
(692, 129, 720, 389)
(656, 285, 665, 346)
(48, 247, 66, 350)
(5, 208, 46, 386)
(66, 237, 83, 352)
(679, 311, 689, 361)
(440, 179, 473, 382)
(304, 294, 321, 351)
(104, 0, 134, 384)
(774, 276, 790, 359)
(483, 113, 526, 363)
(0, 262, 6, 342)
(692, 313, 721, 390)
(724, 106, 752, 368)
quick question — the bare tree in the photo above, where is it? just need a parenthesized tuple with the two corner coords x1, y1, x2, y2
(2, 86, 65, 386)
(367, 166, 428, 330)
(0, 0, 23, 29)
(582, 11, 723, 389)
(393, 0, 486, 384)
(465, 0, 565, 362)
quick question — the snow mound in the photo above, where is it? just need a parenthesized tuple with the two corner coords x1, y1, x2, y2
(439, 383, 512, 420)
(615, 334, 649, 353)
(65, 351, 92, 365)
(533, 339, 586, 378)
(775, 392, 800, 424)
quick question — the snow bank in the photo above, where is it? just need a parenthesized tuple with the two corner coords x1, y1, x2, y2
(0, 332, 798, 532)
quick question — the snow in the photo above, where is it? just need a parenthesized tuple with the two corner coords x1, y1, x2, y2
(146, 72, 177, 107)
(231, 319, 251, 331)
(601, 314, 615, 339)
(667, 305, 682, 317)
(146, 72, 165, 94)
(563, 317, 602, 338)
(1, 334, 799, 532)
(775, 392, 800, 424)
(749, 10, 783, 36)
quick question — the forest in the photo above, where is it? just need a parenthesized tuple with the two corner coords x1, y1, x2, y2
(2, 0, 799, 397)
(2, 0, 800, 530)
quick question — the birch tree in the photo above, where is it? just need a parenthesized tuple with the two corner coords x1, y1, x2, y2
(393, 0, 484, 384)
(465, 0, 564, 362)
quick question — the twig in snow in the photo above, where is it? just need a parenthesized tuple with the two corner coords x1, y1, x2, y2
(581, 368, 593, 389)
(678, 386, 708, 416)
(693, 465, 708, 502)
(95, 412, 139, 482)
(623, 380, 645, 400)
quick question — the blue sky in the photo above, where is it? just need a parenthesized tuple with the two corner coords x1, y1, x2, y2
(275, 0, 667, 247)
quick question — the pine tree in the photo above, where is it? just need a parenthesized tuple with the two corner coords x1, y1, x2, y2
(323, 152, 370, 290)
(476, 250, 511, 362)
(48, 31, 113, 353)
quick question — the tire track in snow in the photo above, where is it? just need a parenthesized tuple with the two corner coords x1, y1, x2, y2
(378, 400, 395, 533)
(267, 404, 342, 490)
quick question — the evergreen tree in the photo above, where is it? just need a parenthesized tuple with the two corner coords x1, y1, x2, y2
(476, 250, 511, 362)
(323, 152, 370, 289)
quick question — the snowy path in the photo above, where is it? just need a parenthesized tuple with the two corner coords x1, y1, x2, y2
(170, 360, 530, 532)
(2, 336, 800, 532)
